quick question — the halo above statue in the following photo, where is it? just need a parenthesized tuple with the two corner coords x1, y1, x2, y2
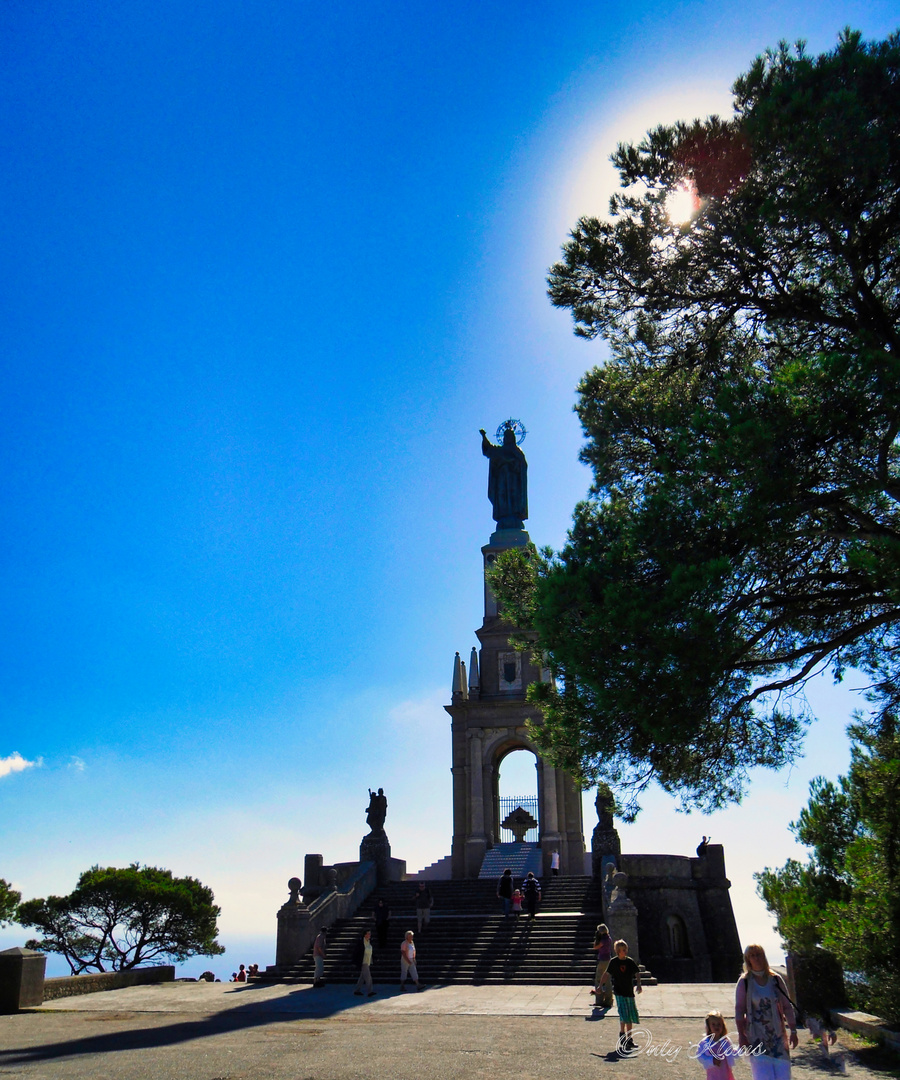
(495, 418, 527, 445)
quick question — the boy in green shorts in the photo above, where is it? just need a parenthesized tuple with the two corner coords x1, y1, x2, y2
(608, 939, 642, 1053)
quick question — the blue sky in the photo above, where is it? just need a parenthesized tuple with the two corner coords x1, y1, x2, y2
(2, 1, 897, 976)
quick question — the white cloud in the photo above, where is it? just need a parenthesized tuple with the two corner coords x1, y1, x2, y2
(388, 687, 447, 732)
(67, 756, 86, 772)
(0, 752, 41, 779)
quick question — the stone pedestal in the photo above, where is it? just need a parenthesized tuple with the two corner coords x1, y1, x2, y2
(0, 947, 46, 1013)
(606, 873, 640, 963)
(787, 950, 848, 1016)
(275, 878, 312, 969)
(360, 831, 392, 886)
(592, 827, 622, 880)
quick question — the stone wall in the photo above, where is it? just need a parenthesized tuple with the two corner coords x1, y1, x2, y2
(274, 861, 378, 970)
(43, 965, 175, 1001)
(619, 846, 742, 982)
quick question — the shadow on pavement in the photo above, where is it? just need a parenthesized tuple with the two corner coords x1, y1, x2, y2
(0, 985, 419, 1066)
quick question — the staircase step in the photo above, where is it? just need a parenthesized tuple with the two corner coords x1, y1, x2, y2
(478, 843, 542, 880)
(258, 876, 655, 986)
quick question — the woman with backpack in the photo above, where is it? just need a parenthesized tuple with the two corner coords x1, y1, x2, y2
(735, 944, 798, 1080)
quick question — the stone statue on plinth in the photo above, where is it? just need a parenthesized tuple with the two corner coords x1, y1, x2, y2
(591, 783, 621, 880)
(366, 787, 388, 833)
(480, 422, 528, 530)
(361, 786, 391, 885)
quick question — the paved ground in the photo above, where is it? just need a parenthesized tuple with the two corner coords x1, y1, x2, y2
(1, 982, 895, 1080)
(32, 980, 739, 1018)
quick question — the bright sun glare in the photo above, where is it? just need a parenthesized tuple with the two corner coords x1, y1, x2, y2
(666, 178, 699, 224)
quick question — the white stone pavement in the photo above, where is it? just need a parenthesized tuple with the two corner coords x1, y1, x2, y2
(36, 980, 735, 1018)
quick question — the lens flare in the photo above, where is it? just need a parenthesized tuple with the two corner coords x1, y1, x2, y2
(666, 179, 699, 224)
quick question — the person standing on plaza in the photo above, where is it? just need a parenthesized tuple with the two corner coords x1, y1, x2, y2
(609, 939, 642, 1053)
(591, 923, 613, 1005)
(497, 868, 514, 918)
(414, 881, 434, 933)
(697, 1010, 738, 1079)
(312, 927, 327, 988)
(735, 944, 797, 1080)
(550, 850, 560, 876)
(400, 930, 421, 991)
(353, 929, 376, 997)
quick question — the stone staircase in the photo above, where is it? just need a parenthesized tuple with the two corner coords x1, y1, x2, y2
(262, 876, 656, 986)
(477, 842, 542, 879)
(410, 854, 453, 880)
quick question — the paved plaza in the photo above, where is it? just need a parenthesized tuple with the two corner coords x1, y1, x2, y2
(33, 978, 737, 1018)
(1, 981, 895, 1080)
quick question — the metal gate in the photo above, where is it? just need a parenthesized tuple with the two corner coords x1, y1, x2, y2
(498, 795, 539, 842)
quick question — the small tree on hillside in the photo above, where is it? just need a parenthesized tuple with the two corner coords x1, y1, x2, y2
(17, 864, 225, 974)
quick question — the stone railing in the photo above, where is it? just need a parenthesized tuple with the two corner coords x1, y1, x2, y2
(274, 860, 377, 970)
(43, 965, 175, 1000)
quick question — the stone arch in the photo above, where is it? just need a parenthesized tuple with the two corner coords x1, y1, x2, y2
(492, 739, 539, 842)
(447, 713, 582, 877)
(664, 912, 691, 958)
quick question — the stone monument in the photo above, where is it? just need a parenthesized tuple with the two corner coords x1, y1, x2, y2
(480, 422, 528, 531)
(360, 786, 392, 885)
(591, 783, 621, 880)
(446, 421, 585, 878)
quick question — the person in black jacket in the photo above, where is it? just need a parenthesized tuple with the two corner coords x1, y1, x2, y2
(414, 882, 433, 933)
(374, 898, 390, 947)
(497, 868, 514, 917)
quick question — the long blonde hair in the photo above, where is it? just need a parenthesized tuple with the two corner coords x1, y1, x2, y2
(742, 943, 774, 976)
(705, 1010, 728, 1036)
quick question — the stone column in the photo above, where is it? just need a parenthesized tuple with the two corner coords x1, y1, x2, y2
(540, 762, 560, 833)
(483, 762, 495, 845)
(0, 948, 46, 1013)
(465, 730, 488, 875)
(275, 878, 312, 969)
(469, 731, 484, 832)
(539, 759, 562, 874)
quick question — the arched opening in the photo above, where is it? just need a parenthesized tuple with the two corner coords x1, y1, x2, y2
(665, 913, 690, 958)
(496, 747, 539, 842)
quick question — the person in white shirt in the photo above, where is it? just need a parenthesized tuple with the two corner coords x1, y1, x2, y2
(400, 930, 421, 990)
